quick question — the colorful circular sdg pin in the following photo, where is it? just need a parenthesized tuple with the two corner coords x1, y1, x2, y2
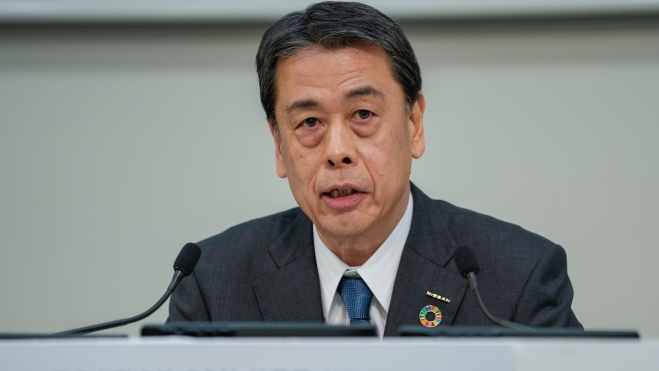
(419, 305, 442, 327)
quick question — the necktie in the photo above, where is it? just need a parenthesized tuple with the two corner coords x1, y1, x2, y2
(337, 276, 373, 325)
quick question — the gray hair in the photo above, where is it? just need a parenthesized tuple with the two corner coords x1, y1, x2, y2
(255, 1, 422, 129)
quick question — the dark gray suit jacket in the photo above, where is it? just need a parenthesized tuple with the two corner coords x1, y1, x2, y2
(169, 183, 582, 335)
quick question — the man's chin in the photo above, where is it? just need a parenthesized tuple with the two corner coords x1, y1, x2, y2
(315, 215, 372, 240)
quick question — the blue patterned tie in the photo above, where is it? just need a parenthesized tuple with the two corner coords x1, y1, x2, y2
(337, 277, 373, 325)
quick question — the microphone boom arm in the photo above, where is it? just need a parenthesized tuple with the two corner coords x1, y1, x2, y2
(53, 270, 185, 336)
(466, 272, 533, 331)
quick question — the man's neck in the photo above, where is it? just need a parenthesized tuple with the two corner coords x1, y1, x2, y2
(316, 189, 411, 266)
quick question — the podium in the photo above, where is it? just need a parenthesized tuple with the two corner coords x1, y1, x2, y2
(1, 337, 657, 371)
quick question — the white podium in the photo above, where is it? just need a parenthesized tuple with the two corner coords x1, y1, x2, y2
(1, 337, 657, 371)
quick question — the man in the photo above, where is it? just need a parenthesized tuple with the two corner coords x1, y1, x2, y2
(168, 1, 582, 336)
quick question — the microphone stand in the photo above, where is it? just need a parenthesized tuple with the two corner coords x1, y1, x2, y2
(466, 272, 534, 331)
(53, 270, 185, 336)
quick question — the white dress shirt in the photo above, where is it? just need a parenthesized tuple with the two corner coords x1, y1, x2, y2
(313, 192, 413, 337)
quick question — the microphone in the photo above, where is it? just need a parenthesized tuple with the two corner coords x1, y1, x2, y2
(54, 242, 202, 336)
(454, 245, 533, 331)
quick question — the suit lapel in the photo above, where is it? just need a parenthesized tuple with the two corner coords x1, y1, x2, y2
(384, 184, 469, 336)
(253, 212, 325, 322)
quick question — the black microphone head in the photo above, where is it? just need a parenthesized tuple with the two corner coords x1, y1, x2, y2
(454, 245, 480, 277)
(173, 243, 201, 276)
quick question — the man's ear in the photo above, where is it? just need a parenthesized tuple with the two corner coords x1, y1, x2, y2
(268, 118, 288, 179)
(409, 91, 426, 159)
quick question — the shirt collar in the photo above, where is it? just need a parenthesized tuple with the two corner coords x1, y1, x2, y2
(314, 192, 414, 319)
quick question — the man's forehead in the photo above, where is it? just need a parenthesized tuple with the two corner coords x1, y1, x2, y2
(273, 45, 398, 106)
(277, 45, 389, 76)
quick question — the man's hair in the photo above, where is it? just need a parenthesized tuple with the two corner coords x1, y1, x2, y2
(255, 1, 422, 127)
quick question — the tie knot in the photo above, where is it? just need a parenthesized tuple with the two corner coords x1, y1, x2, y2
(337, 276, 373, 325)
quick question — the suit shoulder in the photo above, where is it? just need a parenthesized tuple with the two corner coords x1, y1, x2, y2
(435, 199, 557, 259)
(197, 207, 303, 254)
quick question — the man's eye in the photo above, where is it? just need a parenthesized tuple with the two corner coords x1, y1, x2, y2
(355, 110, 371, 120)
(302, 117, 318, 127)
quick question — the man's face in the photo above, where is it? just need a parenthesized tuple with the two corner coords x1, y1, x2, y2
(270, 45, 425, 243)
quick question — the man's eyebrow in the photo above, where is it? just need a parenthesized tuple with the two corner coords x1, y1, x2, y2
(284, 87, 383, 113)
(345, 86, 385, 101)
(285, 99, 319, 113)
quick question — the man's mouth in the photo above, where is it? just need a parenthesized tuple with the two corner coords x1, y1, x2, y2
(326, 188, 358, 198)
(320, 186, 364, 209)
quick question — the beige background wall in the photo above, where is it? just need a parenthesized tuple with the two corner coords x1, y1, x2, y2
(1, 18, 658, 337)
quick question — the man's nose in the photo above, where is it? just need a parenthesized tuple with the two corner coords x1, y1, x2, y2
(324, 120, 357, 169)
